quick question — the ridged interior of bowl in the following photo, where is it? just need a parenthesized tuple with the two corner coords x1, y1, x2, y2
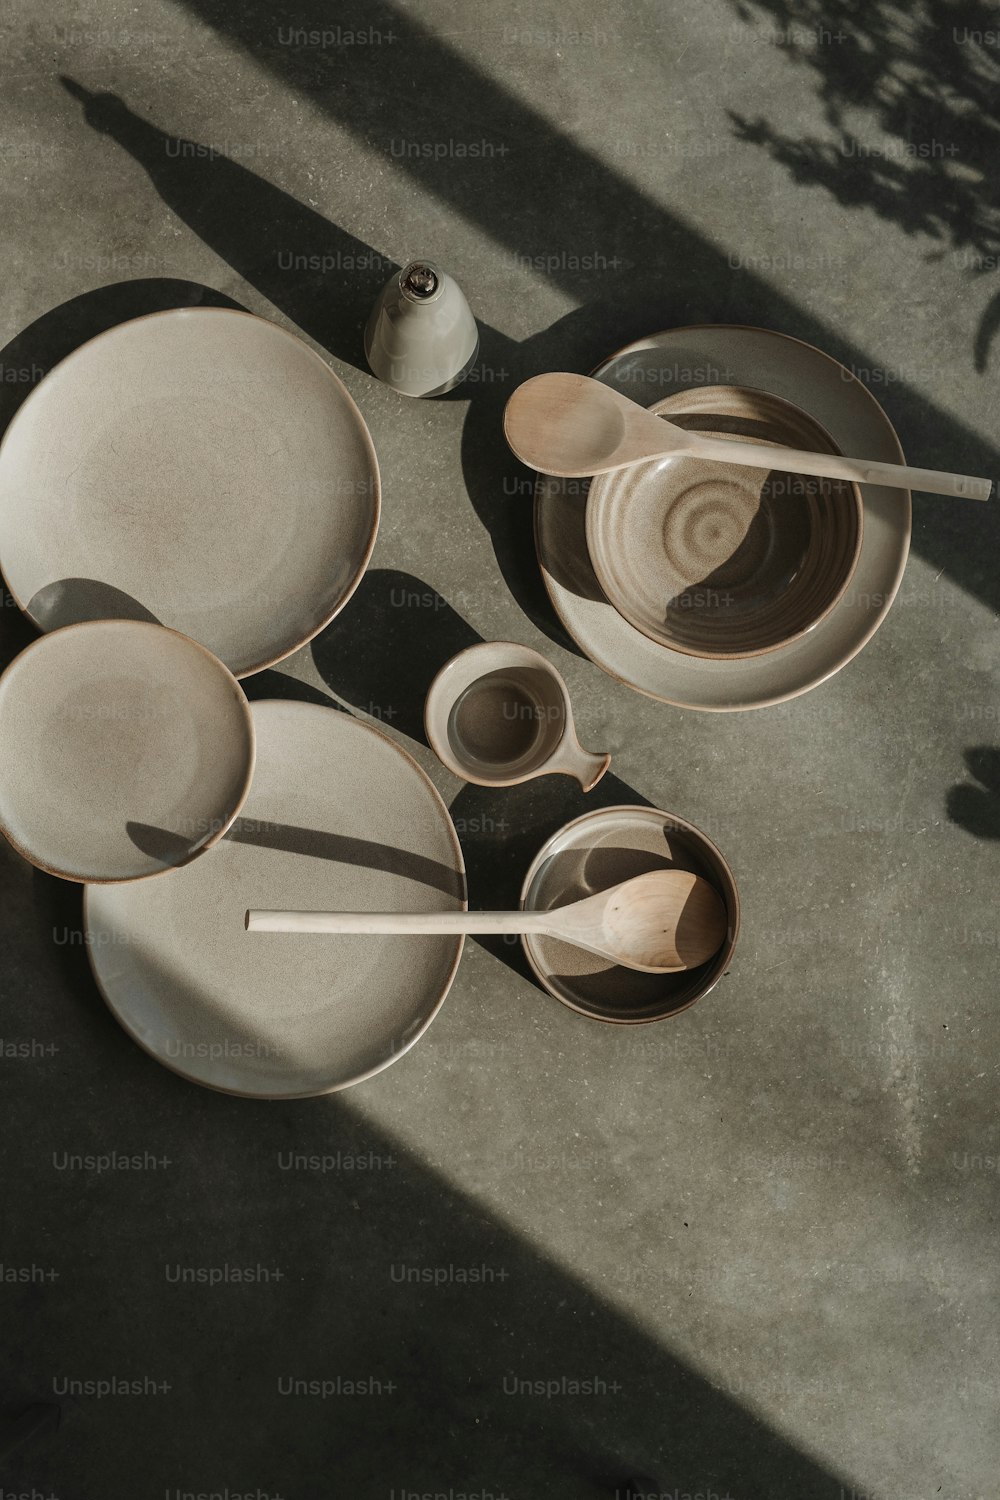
(586, 386, 863, 660)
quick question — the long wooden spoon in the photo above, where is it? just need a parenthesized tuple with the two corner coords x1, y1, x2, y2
(504, 371, 992, 500)
(245, 869, 727, 974)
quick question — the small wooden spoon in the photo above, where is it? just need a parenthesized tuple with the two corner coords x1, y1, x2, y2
(245, 869, 727, 974)
(504, 371, 992, 501)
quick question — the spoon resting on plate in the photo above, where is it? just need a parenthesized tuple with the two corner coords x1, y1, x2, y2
(245, 869, 727, 975)
(503, 371, 993, 501)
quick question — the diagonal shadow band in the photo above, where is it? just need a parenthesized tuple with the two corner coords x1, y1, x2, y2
(57, 38, 1000, 634)
(18, 859, 853, 1500)
(49, 84, 574, 648)
(0, 12, 987, 1498)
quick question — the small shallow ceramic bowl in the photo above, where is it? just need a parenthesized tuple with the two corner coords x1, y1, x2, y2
(519, 804, 739, 1022)
(0, 619, 255, 883)
(424, 641, 610, 791)
(586, 386, 863, 660)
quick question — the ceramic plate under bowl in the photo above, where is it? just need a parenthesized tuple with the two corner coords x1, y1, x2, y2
(586, 386, 863, 659)
(0, 620, 254, 883)
(85, 700, 466, 1098)
(535, 325, 911, 710)
(0, 308, 380, 677)
(520, 805, 739, 1022)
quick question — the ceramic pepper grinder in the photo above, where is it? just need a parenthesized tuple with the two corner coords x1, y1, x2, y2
(364, 260, 479, 397)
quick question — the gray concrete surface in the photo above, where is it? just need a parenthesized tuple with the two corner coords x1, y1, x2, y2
(2, 1, 999, 1497)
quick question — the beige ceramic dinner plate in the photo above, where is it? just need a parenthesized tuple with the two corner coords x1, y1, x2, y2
(585, 386, 863, 659)
(535, 326, 912, 710)
(0, 308, 380, 677)
(85, 700, 466, 1098)
(0, 620, 255, 883)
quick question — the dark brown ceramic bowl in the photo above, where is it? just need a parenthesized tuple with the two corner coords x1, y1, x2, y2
(586, 385, 864, 660)
(519, 804, 740, 1023)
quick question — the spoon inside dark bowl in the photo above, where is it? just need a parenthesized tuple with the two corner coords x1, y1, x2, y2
(245, 869, 728, 974)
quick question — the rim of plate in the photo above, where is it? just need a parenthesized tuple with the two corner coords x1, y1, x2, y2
(81, 699, 468, 1100)
(0, 618, 257, 885)
(534, 323, 912, 711)
(0, 307, 382, 679)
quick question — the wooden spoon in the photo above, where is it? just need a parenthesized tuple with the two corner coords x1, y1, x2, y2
(504, 371, 993, 501)
(244, 869, 727, 974)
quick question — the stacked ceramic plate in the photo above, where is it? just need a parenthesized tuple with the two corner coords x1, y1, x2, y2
(0, 308, 468, 1098)
(534, 326, 912, 710)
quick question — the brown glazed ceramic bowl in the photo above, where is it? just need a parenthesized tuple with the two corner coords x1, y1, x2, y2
(586, 386, 863, 660)
(519, 804, 740, 1023)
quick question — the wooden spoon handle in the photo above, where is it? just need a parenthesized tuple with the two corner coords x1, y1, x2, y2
(685, 433, 992, 501)
(246, 909, 549, 935)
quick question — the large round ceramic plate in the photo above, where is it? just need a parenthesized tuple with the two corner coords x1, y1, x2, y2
(85, 701, 466, 1098)
(535, 326, 911, 710)
(0, 309, 380, 678)
(0, 620, 255, 883)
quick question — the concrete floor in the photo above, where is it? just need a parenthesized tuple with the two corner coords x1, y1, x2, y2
(2, 1, 999, 1496)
